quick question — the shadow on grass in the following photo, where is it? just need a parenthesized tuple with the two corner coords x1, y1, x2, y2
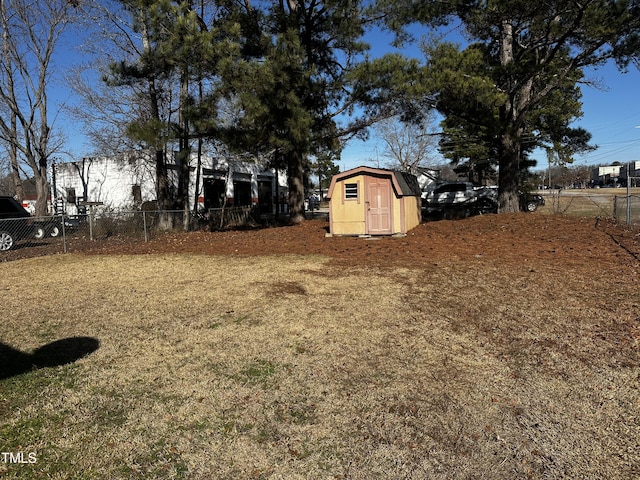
(0, 337, 100, 380)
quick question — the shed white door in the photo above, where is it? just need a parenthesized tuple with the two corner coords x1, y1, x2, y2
(366, 178, 392, 234)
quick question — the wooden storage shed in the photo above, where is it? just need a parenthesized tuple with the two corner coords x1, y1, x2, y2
(326, 166, 422, 236)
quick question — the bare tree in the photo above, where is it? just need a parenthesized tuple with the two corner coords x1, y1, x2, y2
(70, 0, 220, 226)
(66, 63, 145, 156)
(0, 2, 22, 200)
(0, 0, 76, 215)
(373, 114, 440, 173)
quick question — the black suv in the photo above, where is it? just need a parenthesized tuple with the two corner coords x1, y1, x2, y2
(0, 196, 35, 251)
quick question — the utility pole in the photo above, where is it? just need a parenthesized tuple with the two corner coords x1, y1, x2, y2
(626, 162, 631, 225)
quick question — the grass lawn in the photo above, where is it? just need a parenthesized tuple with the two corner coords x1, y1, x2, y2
(1, 245, 638, 478)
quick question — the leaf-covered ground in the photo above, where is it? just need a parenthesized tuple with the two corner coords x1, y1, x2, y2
(77, 213, 640, 272)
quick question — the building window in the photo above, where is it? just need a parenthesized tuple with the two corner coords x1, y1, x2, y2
(345, 183, 358, 199)
(132, 185, 142, 204)
(233, 180, 252, 206)
(203, 178, 226, 209)
(66, 188, 76, 205)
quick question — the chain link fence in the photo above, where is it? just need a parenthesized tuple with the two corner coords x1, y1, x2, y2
(1, 206, 261, 255)
(3, 194, 638, 257)
(539, 191, 640, 226)
(0, 216, 37, 252)
(613, 195, 640, 225)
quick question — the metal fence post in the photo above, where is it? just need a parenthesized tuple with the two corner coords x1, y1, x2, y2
(62, 213, 68, 254)
(626, 163, 631, 225)
(143, 211, 148, 242)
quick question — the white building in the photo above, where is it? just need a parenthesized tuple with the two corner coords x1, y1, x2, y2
(53, 151, 288, 214)
(413, 167, 440, 197)
(591, 164, 622, 186)
(592, 162, 640, 186)
(618, 161, 640, 186)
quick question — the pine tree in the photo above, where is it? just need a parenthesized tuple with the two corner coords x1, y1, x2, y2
(380, 0, 640, 212)
(218, 0, 370, 223)
(108, 0, 239, 223)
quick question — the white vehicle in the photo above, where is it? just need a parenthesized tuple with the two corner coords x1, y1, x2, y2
(423, 182, 478, 216)
(422, 183, 544, 217)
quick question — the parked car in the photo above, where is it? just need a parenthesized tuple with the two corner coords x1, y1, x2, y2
(522, 192, 545, 212)
(422, 182, 478, 217)
(33, 214, 82, 239)
(422, 183, 545, 218)
(471, 186, 545, 213)
(0, 196, 35, 251)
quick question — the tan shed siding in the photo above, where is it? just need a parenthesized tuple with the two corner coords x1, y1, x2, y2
(331, 220, 367, 235)
(328, 167, 421, 236)
(393, 196, 420, 234)
(330, 176, 366, 235)
(392, 198, 403, 233)
(404, 196, 421, 232)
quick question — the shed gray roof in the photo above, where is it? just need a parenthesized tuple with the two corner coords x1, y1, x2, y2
(392, 170, 422, 197)
(327, 166, 422, 199)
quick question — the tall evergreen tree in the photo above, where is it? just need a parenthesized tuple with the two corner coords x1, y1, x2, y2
(426, 41, 593, 186)
(218, 0, 376, 223)
(107, 0, 238, 222)
(380, 0, 640, 212)
(105, 0, 180, 213)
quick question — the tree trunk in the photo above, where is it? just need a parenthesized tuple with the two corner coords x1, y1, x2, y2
(9, 141, 24, 202)
(149, 83, 172, 230)
(287, 150, 305, 224)
(178, 70, 191, 231)
(178, 147, 191, 230)
(72, 157, 91, 203)
(154, 149, 171, 209)
(34, 165, 49, 217)
(155, 148, 175, 230)
(1, 1, 22, 201)
(497, 18, 530, 213)
(141, 10, 172, 226)
(193, 137, 202, 214)
(498, 130, 521, 213)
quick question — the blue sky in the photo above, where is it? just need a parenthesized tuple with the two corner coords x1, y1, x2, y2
(340, 26, 640, 173)
(341, 62, 640, 172)
(571, 63, 640, 167)
(52, 18, 640, 174)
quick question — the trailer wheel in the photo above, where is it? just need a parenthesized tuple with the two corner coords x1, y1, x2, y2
(0, 231, 15, 251)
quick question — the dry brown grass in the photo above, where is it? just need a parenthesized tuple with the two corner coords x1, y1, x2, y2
(1, 249, 638, 479)
(537, 188, 640, 222)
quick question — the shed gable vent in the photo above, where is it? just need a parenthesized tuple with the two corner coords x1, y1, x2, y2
(345, 183, 358, 199)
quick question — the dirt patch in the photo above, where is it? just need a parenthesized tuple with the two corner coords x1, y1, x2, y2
(273, 281, 308, 295)
(3, 213, 639, 273)
(65, 213, 639, 271)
